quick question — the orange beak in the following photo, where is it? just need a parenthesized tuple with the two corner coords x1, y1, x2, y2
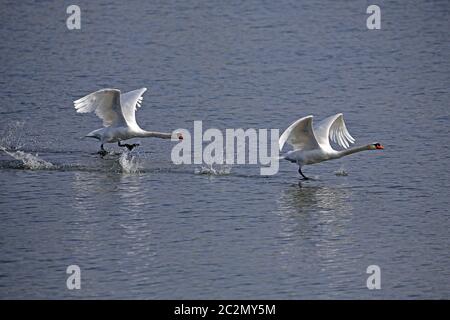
(376, 144, 384, 150)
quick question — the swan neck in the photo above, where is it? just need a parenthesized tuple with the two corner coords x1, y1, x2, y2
(139, 130, 172, 139)
(337, 144, 371, 158)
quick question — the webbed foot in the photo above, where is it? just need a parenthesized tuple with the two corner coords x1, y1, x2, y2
(124, 143, 139, 151)
(118, 141, 140, 151)
(98, 144, 108, 156)
(98, 150, 108, 156)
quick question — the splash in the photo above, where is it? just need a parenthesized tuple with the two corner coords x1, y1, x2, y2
(334, 167, 348, 176)
(195, 164, 232, 176)
(118, 150, 141, 174)
(0, 146, 54, 170)
(0, 121, 53, 170)
(0, 121, 26, 150)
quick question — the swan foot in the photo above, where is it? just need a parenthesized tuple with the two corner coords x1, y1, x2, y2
(118, 141, 140, 151)
(98, 150, 108, 156)
(298, 167, 310, 180)
(124, 143, 139, 151)
(98, 144, 108, 156)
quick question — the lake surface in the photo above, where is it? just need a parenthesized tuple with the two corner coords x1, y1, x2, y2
(0, 0, 449, 299)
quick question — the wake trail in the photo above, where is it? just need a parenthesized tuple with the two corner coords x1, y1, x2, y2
(0, 146, 55, 170)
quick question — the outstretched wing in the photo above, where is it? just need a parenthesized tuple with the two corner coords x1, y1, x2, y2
(314, 113, 355, 150)
(73, 89, 125, 127)
(279, 115, 321, 151)
(120, 87, 147, 128)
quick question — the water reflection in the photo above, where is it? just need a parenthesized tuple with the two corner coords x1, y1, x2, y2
(276, 182, 354, 271)
(277, 182, 353, 231)
(71, 157, 147, 213)
(70, 170, 156, 264)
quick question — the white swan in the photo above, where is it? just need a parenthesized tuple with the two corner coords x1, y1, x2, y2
(279, 113, 384, 179)
(74, 88, 182, 154)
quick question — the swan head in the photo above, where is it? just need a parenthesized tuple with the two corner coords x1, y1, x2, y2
(369, 142, 384, 150)
(175, 132, 183, 140)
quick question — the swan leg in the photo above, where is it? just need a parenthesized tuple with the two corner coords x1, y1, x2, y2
(98, 144, 108, 156)
(298, 166, 309, 180)
(118, 141, 140, 151)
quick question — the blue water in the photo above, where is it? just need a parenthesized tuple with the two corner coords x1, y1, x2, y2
(0, 0, 449, 299)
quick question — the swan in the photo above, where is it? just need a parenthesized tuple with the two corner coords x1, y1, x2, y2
(279, 113, 384, 179)
(73, 88, 182, 155)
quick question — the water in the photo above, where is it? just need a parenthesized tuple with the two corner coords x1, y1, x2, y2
(0, 0, 449, 299)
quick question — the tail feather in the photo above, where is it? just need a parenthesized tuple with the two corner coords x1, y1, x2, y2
(84, 134, 99, 140)
(84, 128, 103, 140)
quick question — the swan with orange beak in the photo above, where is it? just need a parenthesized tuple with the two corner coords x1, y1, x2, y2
(279, 113, 384, 179)
(74, 88, 183, 155)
